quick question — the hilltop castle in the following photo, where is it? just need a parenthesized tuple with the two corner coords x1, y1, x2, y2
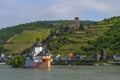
(69, 17, 80, 30)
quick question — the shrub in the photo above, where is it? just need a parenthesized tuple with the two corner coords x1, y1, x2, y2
(11, 55, 24, 67)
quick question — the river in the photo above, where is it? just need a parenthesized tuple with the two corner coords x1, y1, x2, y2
(0, 64, 120, 80)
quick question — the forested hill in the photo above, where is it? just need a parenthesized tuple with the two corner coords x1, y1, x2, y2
(0, 20, 94, 54)
(0, 20, 94, 42)
(0, 21, 54, 41)
(92, 16, 120, 54)
(1, 16, 120, 55)
(41, 16, 120, 55)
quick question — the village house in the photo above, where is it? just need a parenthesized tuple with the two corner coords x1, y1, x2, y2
(93, 54, 101, 61)
(114, 54, 120, 61)
(70, 54, 87, 61)
(60, 55, 68, 61)
(52, 54, 60, 61)
(107, 54, 114, 61)
(71, 55, 80, 61)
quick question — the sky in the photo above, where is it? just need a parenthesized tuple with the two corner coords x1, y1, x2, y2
(0, 0, 120, 29)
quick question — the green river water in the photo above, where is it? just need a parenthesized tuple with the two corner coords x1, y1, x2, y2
(0, 64, 119, 80)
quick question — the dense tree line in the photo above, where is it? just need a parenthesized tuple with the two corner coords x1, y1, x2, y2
(0, 20, 94, 42)
(85, 16, 120, 54)
(0, 19, 96, 54)
(93, 22, 120, 54)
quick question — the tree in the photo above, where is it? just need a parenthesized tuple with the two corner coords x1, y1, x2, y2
(11, 55, 24, 67)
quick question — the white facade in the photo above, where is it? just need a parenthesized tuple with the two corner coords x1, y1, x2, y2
(33, 47, 43, 56)
(114, 55, 120, 61)
(33, 56, 43, 62)
(25, 56, 33, 67)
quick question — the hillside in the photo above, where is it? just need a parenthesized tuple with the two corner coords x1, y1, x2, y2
(3, 29, 51, 54)
(0, 20, 94, 42)
(92, 16, 120, 54)
(1, 16, 120, 55)
(44, 16, 120, 55)
(0, 20, 94, 54)
(7, 29, 51, 42)
(47, 24, 110, 55)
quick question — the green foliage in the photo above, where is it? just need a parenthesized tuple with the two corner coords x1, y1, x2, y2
(48, 24, 110, 55)
(8, 29, 51, 42)
(21, 47, 32, 55)
(103, 16, 120, 23)
(46, 16, 120, 55)
(3, 29, 51, 54)
(0, 44, 10, 54)
(0, 20, 94, 41)
(11, 55, 24, 67)
(0, 45, 4, 54)
(0, 21, 54, 41)
(1, 16, 120, 56)
(93, 17, 120, 54)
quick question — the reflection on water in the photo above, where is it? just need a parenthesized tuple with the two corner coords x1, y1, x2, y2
(0, 65, 120, 80)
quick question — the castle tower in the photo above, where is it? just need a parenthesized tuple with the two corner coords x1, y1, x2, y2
(74, 17, 79, 29)
(100, 48, 107, 60)
(68, 17, 80, 30)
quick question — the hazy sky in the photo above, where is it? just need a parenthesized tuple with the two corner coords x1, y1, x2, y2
(0, 0, 120, 28)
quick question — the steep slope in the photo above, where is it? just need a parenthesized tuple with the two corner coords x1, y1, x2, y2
(49, 24, 111, 55)
(2, 17, 120, 55)
(92, 16, 120, 54)
(3, 29, 51, 54)
(0, 20, 94, 42)
(0, 19, 94, 55)
(0, 21, 54, 42)
(40, 16, 120, 55)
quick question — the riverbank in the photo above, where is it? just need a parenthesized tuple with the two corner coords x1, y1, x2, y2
(51, 61, 120, 66)
(51, 62, 93, 65)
